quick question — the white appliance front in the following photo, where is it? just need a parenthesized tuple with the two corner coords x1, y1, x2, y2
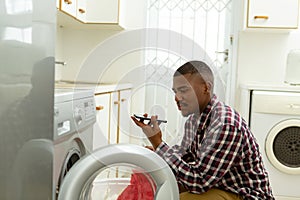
(54, 88, 96, 198)
(250, 90, 300, 200)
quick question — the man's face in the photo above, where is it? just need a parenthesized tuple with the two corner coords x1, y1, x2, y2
(172, 73, 208, 117)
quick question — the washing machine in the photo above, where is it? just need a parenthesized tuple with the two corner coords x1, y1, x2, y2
(57, 143, 179, 200)
(54, 88, 96, 198)
(249, 90, 300, 200)
(54, 88, 179, 200)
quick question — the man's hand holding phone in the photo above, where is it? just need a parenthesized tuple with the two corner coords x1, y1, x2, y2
(131, 114, 164, 150)
(133, 114, 167, 124)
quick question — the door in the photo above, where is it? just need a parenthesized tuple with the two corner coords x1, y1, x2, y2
(247, 0, 299, 28)
(110, 91, 119, 144)
(118, 89, 132, 144)
(0, 0, 56, 199)
(144, 0, 234, 144)
(57, 144, 179, 200)
(94, 93, 111, 149)
(78, 0, 119, 23)
(61, 0, 77, 18)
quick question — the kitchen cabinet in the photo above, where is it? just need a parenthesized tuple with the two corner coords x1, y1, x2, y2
(110, 89, 132, 144)
(245, 0, 299, 30)
(58, 0, 119, 24)
(93, 92, 110, 149)
(93, 88, 132, 150)
(110, 91, 118, 144)
(93, 89, 134, 179)
(60, 0, 77, 18)
(117, 89, 131, 144)
(57, 0, 119, 24)
(76, 0, 119, 24)
(56, 0, 147, 29)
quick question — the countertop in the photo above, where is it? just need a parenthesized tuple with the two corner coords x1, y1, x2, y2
(240, 82, 300, 93)
(55, 81, 132, 94)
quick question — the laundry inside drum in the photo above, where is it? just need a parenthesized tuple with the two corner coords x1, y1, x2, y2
(81, 164, 157, 200)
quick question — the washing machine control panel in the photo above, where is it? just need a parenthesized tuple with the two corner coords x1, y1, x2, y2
(73, 99, 95, 126)
(54, 90, 96, 140)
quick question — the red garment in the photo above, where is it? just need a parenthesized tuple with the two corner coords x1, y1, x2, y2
(117, 171, 156, 200)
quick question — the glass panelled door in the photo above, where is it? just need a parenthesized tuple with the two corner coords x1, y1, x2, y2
(144, 0, 233, 144)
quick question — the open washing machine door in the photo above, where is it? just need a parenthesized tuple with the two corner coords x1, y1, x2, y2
(58, 144, 179, 200)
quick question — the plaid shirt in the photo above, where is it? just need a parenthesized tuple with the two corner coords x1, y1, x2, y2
(155, 95, 274, 199)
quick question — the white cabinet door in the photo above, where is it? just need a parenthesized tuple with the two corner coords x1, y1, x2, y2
(61, 0, 77, 18)
(110, 91, 119, 144)
(110, 89, 132, 144)
(118, 89, 132, 144)
(76, 0, 87, 22)
(77, 0, 119, 23)
(247, 0, 299, 29)
(93, 93, 110, 150)
(94, 88, 132, 148)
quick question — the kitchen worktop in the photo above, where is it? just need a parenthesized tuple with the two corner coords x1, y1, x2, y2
(55, 81, 132, 94)
(240, 82, 300, 92)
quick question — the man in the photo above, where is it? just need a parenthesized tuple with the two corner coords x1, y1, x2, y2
(131, 60, 274, 199)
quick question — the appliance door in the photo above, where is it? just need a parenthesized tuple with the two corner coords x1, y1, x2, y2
(0, 0, 55, 199)
(265, 119, 300, 174)
(58, 144, 179, 200)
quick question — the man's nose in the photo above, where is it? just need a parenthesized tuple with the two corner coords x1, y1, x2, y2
(175, 94, 182, 102)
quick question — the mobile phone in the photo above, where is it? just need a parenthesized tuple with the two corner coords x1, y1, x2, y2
(133, 114, 167, 123)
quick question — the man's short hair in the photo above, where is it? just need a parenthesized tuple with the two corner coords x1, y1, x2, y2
(174, 60, 214, 92)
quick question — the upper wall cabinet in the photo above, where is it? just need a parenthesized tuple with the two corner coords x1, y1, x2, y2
(58, 0, 118, 23)
(77, 0, 119, 23)
(245, 0, 299, 30)
(56, 0, 147, 29)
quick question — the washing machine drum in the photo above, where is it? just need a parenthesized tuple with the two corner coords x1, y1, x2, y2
(266, 119, 300, 174)
(58, 144, 179, 200)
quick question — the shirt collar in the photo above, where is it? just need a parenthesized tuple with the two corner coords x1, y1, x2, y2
(198, 94, 217, 129)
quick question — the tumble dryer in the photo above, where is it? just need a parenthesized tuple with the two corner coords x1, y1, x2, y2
(54, 88, 96, 198)
(249, 90, 300, 200)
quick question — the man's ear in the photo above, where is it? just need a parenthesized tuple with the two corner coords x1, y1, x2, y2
(204, 82, 212, 94)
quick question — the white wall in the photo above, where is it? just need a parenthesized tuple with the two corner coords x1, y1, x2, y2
(237, 32, 290, 85)
(55, 0, 148, 83)
(235, 25, 300, 112)
(56, 27, 122, 82)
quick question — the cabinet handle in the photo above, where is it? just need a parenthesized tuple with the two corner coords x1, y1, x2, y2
(64, 0, 72, 5)
(78, 8, 86, 14)
(114, 101, 120, 105)
(96, 106, 104, 111)
(121, 98, 126, 102)
(254, 16, 269, 20)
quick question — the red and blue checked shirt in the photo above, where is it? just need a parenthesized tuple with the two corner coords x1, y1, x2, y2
(155, 95, 274, 199)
